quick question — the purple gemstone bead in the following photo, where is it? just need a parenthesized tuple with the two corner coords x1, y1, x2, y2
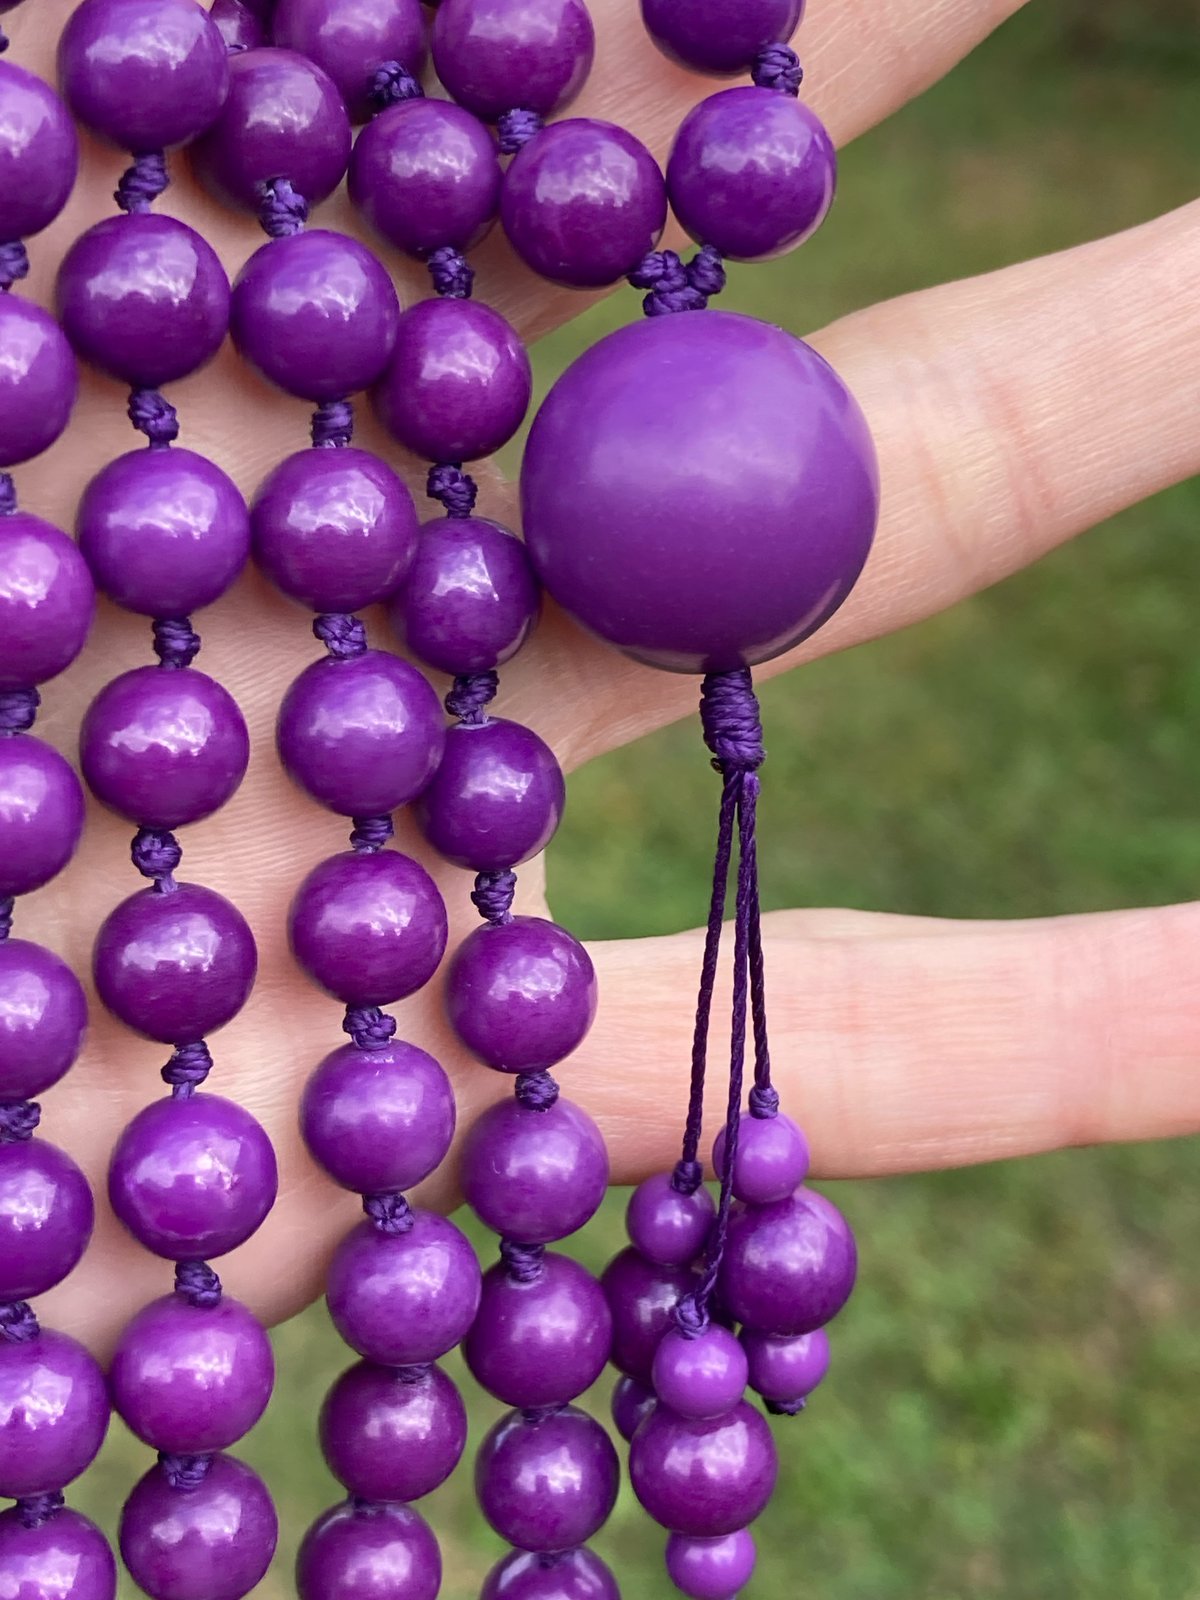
(56, 214, 230, 388)
(288, 851, 448, 1006)
(0, 736, 84, 898)
(296, 1501, 440, 1600)
(446, 916, 596, 1073)
(210, 0, 265, 52)
(373, 298, 531, 464)
(713, 1109, 810, 1205)
(630, 1400, 776, 1537)
(600, 1248, 697, 1384)
(252, 447, 418, 613)
(651, 1325, 748, 1422)
(0, 297, 77, 470)
(641, 0, 804, 74)
(273, 0, 427, 124)
(502, 119, 666, 289)
(119, 1455, 277, 1600)
(77, 448, 250, 617)
(0, 1330, 109, 1499)
(232, 231, 400, 402)
(741, 1326, 829, 1405)
(626, 1173, 715, 1267)
(0, 61, 79, 242)
(481, 1548, 620, 1600)
(0, 513, 94, 689)
(110, 1293, 274, 1452)
(461, 1095, 608, 1244)
(465, 1253, 612, 1408)
(476, 1405, 618, 1554)
(0, 1505, 116, 1600)
(93, 882, 256, 1043)
(108, 1093, 278, 1261)
(0, 939, 87, 1100)
(522, 310, 878, 673)
(668, 88, 835, 262)
(301, 1040, 455, 1193)
(610, 1374, 655, 1443)
(719, 1187, 857, 1335)
(664, 1530, 758, 1600)
(319, 1361, 466, 1502)
(190, 47, 351, 212)
(415, 718, 564, 872)
(277, 651, 444, 816)
(349, 99, 500, 259)
(431, 0, 594, 122)
(326, 1212, 482, 1366)
(0, 1139, 93, 1301)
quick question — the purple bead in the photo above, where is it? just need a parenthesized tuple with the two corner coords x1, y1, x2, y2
(289, 851, 448, 1006)
(273, 0, 427, 124)
(0, 297, 77, 470)
(232, 231, 400, 402)
(719, 1187, 857, 1335)
(210, 0, 266, 52)
(641, 0, 804, 74)
(349, 99, 500, 259)
(522, 310, 878, 673)
(326, 1212, 482, 1366)
(0, 736, 84, 898)
(277, 651, 444, 816)
(0, 1505, 116, 1600)
(630, 1400, 776, 1537)
(465, 1253, 612, 1408)
(626, 1173, 715, 1267)
(415, 718, 564, 872)
(110, 1293, 274, 1452)
(664, 1530, 758, 1600)
(56, 214, 230, 388)
(77, 448, 250, 617)
(0, 61, 79, 242)
(0, 513, 94, 689)
(92, 882, 256, 1043)
(476, 1405, 618, 1554)
(319, 1361, 466, 1502)
(610, 1374, 655, 1443)
(446, 917, 596, 1073)
(741, 1326, 829, 1405)
(108, 1093, 278, 1261)
(296, 1501, 440, 1600)
(252, 447, 418, 613)
(482, 1548, 620, 1600)
(651, 1325, 748, 1422)
(0, 1330, 108, 1499)
(190, 47, 351, 211)
(600, 1248, 697, 1384)
(461, 1095, 608, 1243)
(431, 0, 594, 122)
(390, 515, 538, 676)
(301, 1040, 455, 1193)
(374, 298, 531, 463)
(119, 1455, 277, 1600)
(0, 939, 87, 1100)
(713, 1110, 809, 1205)
(0, 1139, 93, 1301)
(668, 88, 835, 262)
(502, 119, 666, 289)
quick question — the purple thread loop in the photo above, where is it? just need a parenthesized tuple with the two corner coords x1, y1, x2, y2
(426, 463, 477, 518)
(115, 151, 169, 213)
(258, 177, 308, 239)
(350, 814, 394, 853)
(765, 1396, 806, 1416)
(314, 613, 368, 658)
(0, 1101, 40, 1142)
(0, 471, 16, 513)
(752, 42, 803, 95)
(0, 687, 39, 735)
(500, 1239, 545, 1284)
(497, 107, 543, 154)
(427, 245, 475, 299)
(748, 1082, 779, 1119)
(514, 1069, 559, 1111)
(364, 1191, 415, 1234)
(343, 1005, 398, 1050)
(132, 826, 183, 887)
(0, 1301, 39, 1342)
(158, 1453, 213, 1491)
(0, 897, 13, 942)
(153, 616, 201, 669)
(15, 1493, 64, 1529)
(370, 59, 424, 111)
(471, 867, 515, 923)
(0, 239, 29, 291)
(700, 668, 764, 773)
(174, 1260, 222, 1308)
(128, 387, 180, 447)
(673, 1291, 708, 1340)
(311, 398, 354, 449)
(671, 1157, 704, 1196)
(162, 1041, 213, 1097)
(447, 671, 497, 724)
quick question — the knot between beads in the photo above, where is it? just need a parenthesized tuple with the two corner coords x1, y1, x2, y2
(498, 107, 543, 154)
(311, 398, 354, 449)
(765, 1396, 807, 1416)
(364, 1191, 415, 1234)
(258, 178, 308, 239)
(115, 151, 169, 214)
(0, 686, 39, 736)
(350, 814, 394, 854)
(427, 245, 474, 299)
(700, 668, 765, 772)
(14, 1493, 64, 1530)
(128, 388, 180, 447)
(153, 617, 201, 669)
(370, 59, 424, 112)
(314, 613, 368, 659)
(343, 1005, 398, 1050)
(629, 246, 725, 316)
(471, 867, 515, 923)
(162, 1041, 213, 1097)
(427, 463, 477, 518)
(0, 239, 29, 292)
(175, 1260, 222, 1309)
(132, 826, 182, 886)
(0, 897, 12, 942)
(159, 1453, 214, 1491)
(447, 671, 498, 724)
(671, 1157, 704, 1196)
(752, 42, 803, 96)
(0, 1301, 39, 1343)
(0, 471, 16, 514)
(515, 1069, 559, 1111)
(0, 1101, 40, 1143)
(500, 1239, 545, 1284)
(749, 1083, 780, 1118)
(673, 1292, 708, 1339)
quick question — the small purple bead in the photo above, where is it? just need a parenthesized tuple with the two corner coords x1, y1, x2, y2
(461, 1095, 609, 1244)
(664, 1530, 758, 1600)
(0, 736, 85, 898)
(718, 1186, 857, 1336)
(56, 214, 230, 388)
(740, 1326, 829, 1405)
(431, 0, 594, 122)
(415, 718, 564, 872)
(108, 1093, 278, 1261)
(0, 61, 79, 242)
(326, 1212, 482, 1366)
(481, 1548, 620, 1600)
(119, 1454, 277, 1600)
(600, 1247, 697, 1384)
(0, 513, 94, 689)
(0, 1505, 116, 1600)
(93, 882, 257, 1043)
(476, 1405, 618, 1554)
(713, 1110, 809, 1205)
(273, 0, 427, 124)
(0, 297, 77, 470)
(446, 916, 596, 1073)
(0, 1139, 93, 1301)
(651, 1325, 748, 1422)
(349, 99, 500, 259)
(630, 1400, 777, 1538)
(641, 0, 804, 74)
(465, 1252, 612, 1408)
(626, 1173, 715, 1267)
(296, 1501, 440, 1600)
(373, 298, 531, 464)
(0, 1330, 109, 1499)
(0, 939, 87, 1100)
(319, 1361, 467, 1502)
(610, 1374, 655, 1443)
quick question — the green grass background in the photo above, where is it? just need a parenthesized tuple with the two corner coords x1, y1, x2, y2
(73, 6, 1200, 1596)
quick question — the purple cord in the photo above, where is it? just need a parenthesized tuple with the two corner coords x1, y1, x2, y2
(153, 617, 201, 669)
(427, 462, 478, 518)
(446, 670, 498, 724)
(115, 151, 169, 214)
(364, 1191, 415, 1234)
(258, 178, 308, 239)
(132, 826, 182, 887)
(471, 867, 515, 924)
(175, 1260, 222, 1308)
(14, 1493, 64, 1529)
(159, 1454, 213, 1491)
(343, 1005, 398, 1050)
(0, 897, 12, 942)
(162, 1041, 213, 1098)
(129, 388, 180, 447)
(497, 107, 543, 154)
(0, 686, 39, 735)
(370, 59, 423, 111)
(314, 613, 368, 658)
(752, 42, 803, 96)
(0, 1301, 39, 1342)
(350, 814, 394, 853)
(515, 1069, 559, 1110)
(311, 398, 353, 449)
(0, 1101, 40, 1142)
(629, 247, 725, 317)
(0, 471, 16, 513)
(427, 245, 475, 299)
(500, 1238, 545, 1283)
(0, 239, 29, 291)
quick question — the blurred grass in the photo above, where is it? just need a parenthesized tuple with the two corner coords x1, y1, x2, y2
(73, 6, 1200, 1596)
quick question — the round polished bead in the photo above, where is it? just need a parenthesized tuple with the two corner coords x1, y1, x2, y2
(350, 99, 500, 259)
(740, 1326, 829, 1405)
(502, 119, 666, 288)
(190, 47, 351, 211)
(626, 1172, 715, 1267)
(415, 718, 564, 872)
(630, 1400, 776, 1537)
(0, 736, 85, 898)
(93, 882, 256, 1042)
(0, 1330, 108, 1499)
(0, 61, 79, 242)
(0, 1505, 116, 1600)
(391, 516, 538, 676)
(432, 0, 594, 122)
(273, 0, 426, 124)
(0, 297, 77, 470)
(600, 1247, 697, 1384)
(642, 0, 803, 74)
(119, 1455, 277, 1600)
(232, 230, 399, 402)
(664, 1530, 758, 1600)
(0, 939, 87, 1100)
(110, 1293, 274, 1452)
(289, 851, 448, 1006)
(652, 1324, 748, 1422)
(446, 917, 596, 1073)
(476, 1406, 618, 1554)
(374, 298, 531, 463)
(0, 1139, 93, 1302)
(713, 1110, 809, 1204)
(465, 1253, 612, 1408)
(108, 1093, 278, 1261)
(297, 1501, 440, 1600)
(610, 1374, 655, 1443)
(718, 1187, 857, 1335)
(482, 1548, 620, 1600)
(77, 448, 250, 617)
(210, 0, 265, 52)
(301, 1040, 455, 1193)
(461, 1095, 608, 1243)
(320, 1361, 466, 1502)
(326, 1212, 482, 1366)
(278, 651, 444, 816)
(522, 310, 878, 673)
(56, 214, 230, 388)
(0, 513, 94, 689)
(252, 447, 418, 613)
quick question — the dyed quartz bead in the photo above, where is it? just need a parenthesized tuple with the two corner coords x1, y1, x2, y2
(718, 1186, 857, 1335)
(713, 1110, 809, 1204)
(0, 61, 79, 242)
(0, 1139, 93, 1301)
(431, 0, 595, 122)
(641, 0, 804, 74)
(664, 1530, 758, 1600)
(446, 917, 597, 1073)
(0, 1330, 109, 1498)
(93, 882, 256, 1042)
(108, 1093, 278, 1260)
(652, 1324, 748, 1421)
(610, 1374, 655, 1442)
(119, 1454, 277, 1600)
(630, 1400, 777, 1537)
(0, 736, 85, 898)
(415, 718, 565, 871)
(626, 1172, 715, 1267)
(601, 1247, 697, 1383)
(0, 939, 87, 1100)
(273, 0, 427, 124)
(320, 1361, 467, 1502)
(0, 513, 94, 688)
(464, 1252, 612, 1408)
(0, 1505, 116, 1600)
(374, 298, 531, 464)
(252, 447, 418, 613)
(296, 1501, 441, 1600)
(482, 1548, 620, 1600)
(502, 120, 667, 289)
(56, 215, 230, 388)
(476, 1405, 618, 1553)
(0, 297, 77, 469)
(741, 1325, 829, 1405)
(288, 851, 448, 1006)
(461, 1095, 608, 1243)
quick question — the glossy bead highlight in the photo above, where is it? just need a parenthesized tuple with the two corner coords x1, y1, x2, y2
(320, 1361, 467, 1503)
(0, 297, 78, 469)
(475, 1405, 619, 1553)
(0, 1330, 109, 1499)
(0, 513, 94, 688)
(461, 1094, 608, 1243)
(0, 939, 88, 1100)
(0, 736, 85, 898)
(415, 717, 565, 871)
(0, 61, 79, 242)
(447, 916, 597, 1073)
(119, 1455, 277, 1600)
(0, 1138, 94, 1301)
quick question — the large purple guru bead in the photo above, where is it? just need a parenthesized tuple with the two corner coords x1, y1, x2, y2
(0, 1505, 116, 1600)
(629, 1401, 777, 1538)
(119, 1454, 277, 1600)
(0, 513, 94, 688)
(431, 0, 595, 123)
(320, 1361, 467, 1503)
(0, 60, 79, 242)
(273, 0, 427, 125)
(481, 1548, 620, 1600)
(296, 1501, 441, 1600)
(0, 939, 88, 1100)
(475, 1406, 619, 1554)
(718, 1186, 857, 1336)
(0, 298, 78, 470)
(641, 0, 804, 76)
(0, 1330, 109, 1499)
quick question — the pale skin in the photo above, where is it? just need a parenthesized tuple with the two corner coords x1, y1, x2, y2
(7, 0, 1200, 1353)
